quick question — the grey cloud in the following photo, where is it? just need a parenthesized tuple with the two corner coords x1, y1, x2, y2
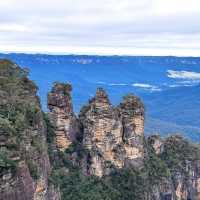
(0, 0, 200, 55)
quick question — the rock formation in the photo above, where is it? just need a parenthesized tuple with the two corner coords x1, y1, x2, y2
(79, 88, 144, 176)
(48, 83, 79, 151)
(79, 88, 124, 176)
(47, 86, 145, 177)
(118, 94, 145, 168)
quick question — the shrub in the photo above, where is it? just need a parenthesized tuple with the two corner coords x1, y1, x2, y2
(0, 151, 17, 171)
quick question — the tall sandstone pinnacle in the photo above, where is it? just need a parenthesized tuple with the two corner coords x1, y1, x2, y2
(118, 94, 145, 167)
(79, 88, 124, 177)
(48, 83, 79, 151)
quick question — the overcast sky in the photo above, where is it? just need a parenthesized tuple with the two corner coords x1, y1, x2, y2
(0, 0, 200, 56)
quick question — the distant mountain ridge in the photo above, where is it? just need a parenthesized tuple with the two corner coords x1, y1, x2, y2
(0, 53, 199, 140)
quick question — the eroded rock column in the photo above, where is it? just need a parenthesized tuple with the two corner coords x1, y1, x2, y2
(79, 88, 124, 176)
(48, 83, 79, 151)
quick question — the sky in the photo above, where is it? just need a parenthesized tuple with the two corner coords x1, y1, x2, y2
(0, 0, 200, 56)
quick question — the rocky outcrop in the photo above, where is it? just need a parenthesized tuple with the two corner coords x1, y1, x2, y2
(79, 88, 145, 176)
(148, 135, 200, 200)
(48, 83, 79, 151)
(47, 86, 145, 177)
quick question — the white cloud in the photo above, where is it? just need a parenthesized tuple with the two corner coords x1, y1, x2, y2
(167, 70, 200, 80)
(1, 0, 200, 55)
(108, 83, 128, 86)
(132, 83, 161, 91)
(96, 82, 128, 86)
(132, 83, 153, 88)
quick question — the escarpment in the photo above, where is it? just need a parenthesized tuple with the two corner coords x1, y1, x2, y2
(0, 60, 60, 200)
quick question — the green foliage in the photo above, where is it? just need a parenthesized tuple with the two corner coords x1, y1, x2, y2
(145, 140, 170, 185)
(0, 103, 39, 134)
(160, 135, 200, 173)
(50, 168, 121, 200)
(27, 160, 39, 180)
(43, 113, 55, 144)
(31, 136, 47, 154)
(0, 59, 42, 178)
(0, 117, 15, 136)
(25, 104, 40, 126)
(0, 59, 28, 78)
(13, 112, 27, 132)
(0, 150, 17, 171)
(146, 153, 170, 184)
(108, 169, 147, 200)
(119, 93, 145, 116)
(52, 82, 72, 96)
(50, 166, 149, 200)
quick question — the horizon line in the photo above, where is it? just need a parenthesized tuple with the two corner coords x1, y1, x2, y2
(1, 49, 200, 58)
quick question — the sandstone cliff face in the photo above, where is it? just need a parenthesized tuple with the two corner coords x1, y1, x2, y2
(0, 60, 60, 200)
(79, 88, 145, 176)
(48, 83, 79, 151)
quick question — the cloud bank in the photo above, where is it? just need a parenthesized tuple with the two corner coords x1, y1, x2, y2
(0, 0, 200, 55)
(167, 70, 200, 80)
